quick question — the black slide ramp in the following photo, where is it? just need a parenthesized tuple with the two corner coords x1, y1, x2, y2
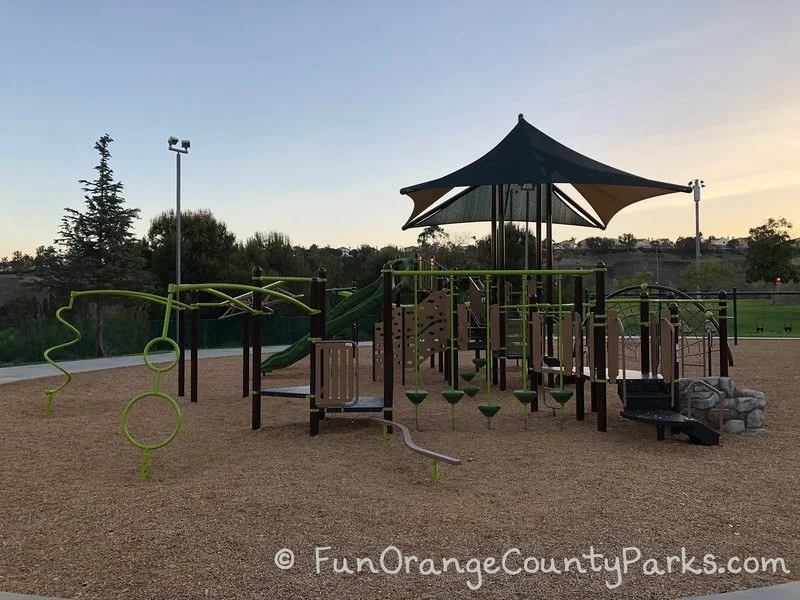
(621, 409, 720, 446)
(677, 419, 720, 446)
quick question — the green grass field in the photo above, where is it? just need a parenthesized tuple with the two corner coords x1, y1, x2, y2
(606, 296, 800, 339)
(731, 298, 800, 337)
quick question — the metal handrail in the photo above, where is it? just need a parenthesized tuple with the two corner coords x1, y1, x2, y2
(682, 378, 725, 434)
(614, 315, 628, 409)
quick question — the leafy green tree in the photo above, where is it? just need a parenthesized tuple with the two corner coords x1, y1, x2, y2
(9, 251, 35, 273)
(583, 237, 618, 252)
(674, 234, 708, 255)
(681, 257, 737, 291)
(239, 231, 310, 278)
(56, 134, 146, 356)
(611, 271, 654, 290)
(145, 209, 240, 287)
(416, 225, 448, 247)
(745, 217, 799, 283)
(618, 233, 636, 250)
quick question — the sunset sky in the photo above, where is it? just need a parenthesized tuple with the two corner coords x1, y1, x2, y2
(1, 1, 798, 257)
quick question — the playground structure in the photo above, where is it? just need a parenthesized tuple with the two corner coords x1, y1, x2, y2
(252, 257, 734, 446)
(43, 276, 321, 479)
(42, 255, 740, 479)
(41, 260, 465, 480)
(40, 114, 752, 481)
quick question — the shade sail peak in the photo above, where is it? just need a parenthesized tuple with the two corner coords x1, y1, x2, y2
(400, 115, 690, 227)
(403, 184, 604, 231)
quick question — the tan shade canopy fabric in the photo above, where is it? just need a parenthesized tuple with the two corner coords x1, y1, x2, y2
(400, 115, 690, 228)
(403, 184, 604, 230)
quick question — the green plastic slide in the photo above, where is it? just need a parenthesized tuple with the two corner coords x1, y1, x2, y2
(260, 271, 404, 373)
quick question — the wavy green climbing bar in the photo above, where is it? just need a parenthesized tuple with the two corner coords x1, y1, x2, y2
(43, 295, 81, 416)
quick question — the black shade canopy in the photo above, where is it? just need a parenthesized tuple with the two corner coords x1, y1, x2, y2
(400, 114, 691, 228)
(403, 184, 603, 230)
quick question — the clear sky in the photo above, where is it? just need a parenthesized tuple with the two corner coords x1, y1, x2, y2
(1, 0, 798, 257)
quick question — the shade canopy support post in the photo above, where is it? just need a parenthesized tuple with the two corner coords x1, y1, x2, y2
(594, 263, 607, 432)
(251, 266, 262, 431)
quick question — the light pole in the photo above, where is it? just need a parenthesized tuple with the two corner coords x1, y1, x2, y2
(688, 179, 705, 266)
(168, 136, 190, 286)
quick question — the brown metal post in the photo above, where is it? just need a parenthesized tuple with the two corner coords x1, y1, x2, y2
(529, 291, 539, 413)
(251, 266, 262, 430)
(498, 184, 507, 391)
(400, 307, 407, 386)
(545, 183, 554, 388)
(640, 291, 650, 374)
(491, 185, 499, 385)
(242, 313, 250, 398)
(574, 275, 585, 421)
(318, 268, 327, 340)
(177, 299, 185, 397)
(382, 268, 394, 433)
(589, 293, 597, 413)
(436, 275, 443, 371)
(451, 275, 459, 390)
(670, 302, 680, 416)
(594, 263, 607, 432)
(190, 291, 198, 403)
(535, 184, 543, 302)
(309, 276, 320, 436)
(718, 290, 729, 377)
(351, 279, 358, 350)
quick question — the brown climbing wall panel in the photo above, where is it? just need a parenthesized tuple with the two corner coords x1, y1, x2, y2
(374, 290, 450, 379)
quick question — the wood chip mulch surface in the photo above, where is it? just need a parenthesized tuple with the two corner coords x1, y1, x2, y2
(1, 340, 797, 599)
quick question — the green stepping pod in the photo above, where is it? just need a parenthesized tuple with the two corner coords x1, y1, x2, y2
(405, 389, 428, 404)
(460, 371, 476, 382)
(472, 358, 487, 370)
(441, 389, 465, 405)
(462, 385, 480, 397)
(478, 403, 501, 429)
(513, 389, 537, 405)
(478, 404, 501, 418)
(550, 389, 573, 405)
(442, 389, 466, 430)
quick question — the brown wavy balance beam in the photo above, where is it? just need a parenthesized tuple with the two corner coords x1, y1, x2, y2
(367, 417, 461, 482)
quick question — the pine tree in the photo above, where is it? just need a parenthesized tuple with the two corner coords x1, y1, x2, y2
(57, 134, 146, 356)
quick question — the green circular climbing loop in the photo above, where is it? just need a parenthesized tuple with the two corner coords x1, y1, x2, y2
(142, 336, 181, 373)
(121, 391, 183, 451)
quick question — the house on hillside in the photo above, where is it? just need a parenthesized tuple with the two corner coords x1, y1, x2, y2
(338, 247, 352, 258)
(708, 237, 730, 249)
(652, 238, 674, 248)
(553, 239, 576, 250)
(634, 238, 651, 249)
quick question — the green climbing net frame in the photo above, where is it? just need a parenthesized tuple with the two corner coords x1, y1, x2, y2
(43, 282, 320, 479)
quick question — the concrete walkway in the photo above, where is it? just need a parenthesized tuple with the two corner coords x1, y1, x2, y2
(0, 342, 373, 385)
(0, 595, 70, 600)
(2, 582, 798, 599)
(683, 581, 800, 598)
(0, 347, 275, 385)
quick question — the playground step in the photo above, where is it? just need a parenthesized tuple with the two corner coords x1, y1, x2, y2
(620, 409, 720, 446)
(619, 378, 670, 396)
(622, 392, 672, 412)
(618, 378, 672, 411)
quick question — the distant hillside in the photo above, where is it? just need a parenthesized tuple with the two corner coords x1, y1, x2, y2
(0, 274, 46, 307)
(553, 249, 748, 290)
